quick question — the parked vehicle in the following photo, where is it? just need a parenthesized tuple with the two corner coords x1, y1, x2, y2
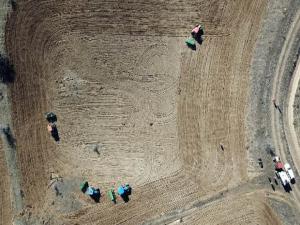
(284, 163, 296, 184)
(276, 171, 292, 192)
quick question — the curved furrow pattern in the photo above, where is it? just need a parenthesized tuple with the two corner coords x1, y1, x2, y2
(3, 0, 275, 224)
(180, 192, 282, 225)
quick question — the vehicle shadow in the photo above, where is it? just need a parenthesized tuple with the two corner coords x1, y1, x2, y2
(194, 35, 203, 45)
(90, 189, 101, 203)
(284, 184, 292, 193)
(120, 186, 132, 203)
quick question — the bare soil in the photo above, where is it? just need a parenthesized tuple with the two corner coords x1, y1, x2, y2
(0, 141, 12, 225)
(247, 0, 300, 224)
(0, 0, 298, 224)
(179, 192, 281, 225)
(292, 57, 300, 147)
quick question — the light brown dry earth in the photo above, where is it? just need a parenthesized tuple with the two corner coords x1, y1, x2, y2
(0, 0, 290, 224)
(179, 192, 282, 225)
(292, 59, 300, 146)
(0, 140, 12, 225)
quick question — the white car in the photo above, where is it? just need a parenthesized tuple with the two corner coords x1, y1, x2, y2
(277, 171, 290, 186)
(275, 171, 292, 192)
(284, 163, 296, 184)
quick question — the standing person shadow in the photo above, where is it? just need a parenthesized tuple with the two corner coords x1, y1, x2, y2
(51, 125, 60, 142)
(118, 184, 132, 203)
(90, 189, 101, 203)
(48, 123, 60, 142)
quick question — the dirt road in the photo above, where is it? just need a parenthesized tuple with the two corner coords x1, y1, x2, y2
(271, 7, 300, 205)
(287, 54, 300, 175)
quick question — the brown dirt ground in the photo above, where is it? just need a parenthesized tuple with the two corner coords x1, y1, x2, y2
(180, 192, 282, 225)
(293, 63, 300, 146)
(3, 0, 284, 224)
(0, 140, 12, 225)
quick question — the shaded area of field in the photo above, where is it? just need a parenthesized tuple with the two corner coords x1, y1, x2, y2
(3, 0, 282, 224)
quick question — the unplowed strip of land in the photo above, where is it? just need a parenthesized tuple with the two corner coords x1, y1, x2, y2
(0, 140, 12, 225)
(4, 0, 281, 224)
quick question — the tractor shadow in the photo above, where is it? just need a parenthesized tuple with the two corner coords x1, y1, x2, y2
(195, 36, 203, 45)
(120, 186, 132, 203)
(284, 184, 292, 193)
(191, 29, 204, 45)
(90, 189, 101, 203)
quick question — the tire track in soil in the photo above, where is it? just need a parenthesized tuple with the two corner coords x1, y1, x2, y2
(4, 0, 272, 224)
(287, 58, 300, 175)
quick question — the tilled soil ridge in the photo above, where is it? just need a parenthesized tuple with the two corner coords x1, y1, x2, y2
(3, 0, 289, 224)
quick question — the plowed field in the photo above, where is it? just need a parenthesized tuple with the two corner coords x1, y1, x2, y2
(2, 0, 285, 224)
(180, 192, 281, 225)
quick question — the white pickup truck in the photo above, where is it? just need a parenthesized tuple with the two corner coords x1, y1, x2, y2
(284, 163, 296, 184)
(278, 171, 290, 186)
(275, 171, 292, 192)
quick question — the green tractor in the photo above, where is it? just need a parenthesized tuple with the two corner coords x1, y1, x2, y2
(185, 37, 196, 49)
